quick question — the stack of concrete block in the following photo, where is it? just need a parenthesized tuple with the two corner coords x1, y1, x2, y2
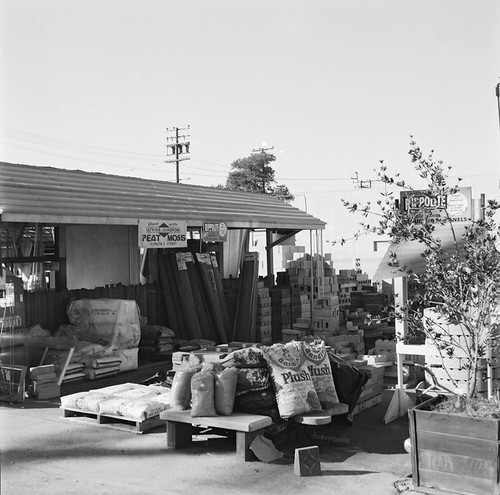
(323, 333, 357, 361)
(356, 272, 371, 288)
(256, 286, 273, 344)
(271, 286, 292, 341)
(282, 316, 312, 342)
(346, 328, 365, 356)
(312, 295, 341, 339)
(338, 269, 358, 316)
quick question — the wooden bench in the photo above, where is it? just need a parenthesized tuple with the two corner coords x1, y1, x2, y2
(160, 409, 273, 461)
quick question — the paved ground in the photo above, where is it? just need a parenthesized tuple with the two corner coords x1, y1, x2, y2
(0, 386, 418, 495)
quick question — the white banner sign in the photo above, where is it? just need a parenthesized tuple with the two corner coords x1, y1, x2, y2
(138, 220, 187, 248)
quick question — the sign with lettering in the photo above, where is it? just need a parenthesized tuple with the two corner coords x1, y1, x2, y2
(400, 187, 472, 223)
(138, 220, 187, 248)
(202, 220, 228, 242)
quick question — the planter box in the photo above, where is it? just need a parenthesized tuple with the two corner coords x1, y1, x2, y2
(409, 397, 500, 495)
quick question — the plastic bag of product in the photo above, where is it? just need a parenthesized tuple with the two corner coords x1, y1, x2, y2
(235, 367, 270, 396)
(301, 339, 340, 410)
(233, 387, 280, 420)
(171, 366, 198, 410)
(262, 341, 321, 419)
(190, 369, 217, 417)
(220, 347, 267, 368)
(214, 367, 237, 415)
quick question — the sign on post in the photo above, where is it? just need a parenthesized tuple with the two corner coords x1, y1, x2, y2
(202, 220, 228, 242)
(138, 220, 187, 248)
(400, 187, 472, 223)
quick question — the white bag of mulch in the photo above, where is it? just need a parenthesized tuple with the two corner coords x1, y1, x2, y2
(214, 367, 237, 416)
(60, 391, 88, 409)
(78, 392, 116, 413)
(262, 341, 322, 419)
(118, 398, 166, 420)
(301, 339, 340, 409)
(190, 367, 217, 417)
(150, 390, 172, 406)
(98, 397, 128, 416)
(171, 366, 198, 410)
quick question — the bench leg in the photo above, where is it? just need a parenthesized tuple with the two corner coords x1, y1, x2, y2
(236, 429, 262, 462)
(166, 421, 193, 449)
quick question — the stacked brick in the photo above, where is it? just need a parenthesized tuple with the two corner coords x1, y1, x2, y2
(338, 269, 358, 318)
(312, 295, 341, 339)
(256, 286, 272, 344)
(270, 286, 292, 342)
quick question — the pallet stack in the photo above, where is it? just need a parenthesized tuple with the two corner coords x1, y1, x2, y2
(30, 364, 60, 399)
(312, 295, 341, 338)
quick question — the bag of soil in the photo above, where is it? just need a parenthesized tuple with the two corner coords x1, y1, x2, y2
(171, 366, 198, 410)
(214, 367, 238, 415)
(262, 341, 321, 419)
(302, 339, 340, 410)
(191, 368, 217, 417)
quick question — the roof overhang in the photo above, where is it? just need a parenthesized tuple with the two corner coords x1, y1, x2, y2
(0, 162, 326, 232)
(373, 223, 469, 281)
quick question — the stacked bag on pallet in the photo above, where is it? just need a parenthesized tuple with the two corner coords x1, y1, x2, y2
(60, 383, 172, 421)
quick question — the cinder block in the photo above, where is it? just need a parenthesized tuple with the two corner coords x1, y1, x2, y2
(294, 446, 321, 476)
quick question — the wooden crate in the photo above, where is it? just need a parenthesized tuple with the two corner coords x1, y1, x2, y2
(408, 397, 500, 495)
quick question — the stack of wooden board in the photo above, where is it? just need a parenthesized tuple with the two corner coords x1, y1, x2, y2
(232, 252, 259, 342)
(158, 252, 230, 343)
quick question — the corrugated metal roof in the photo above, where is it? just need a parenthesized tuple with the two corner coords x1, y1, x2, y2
(0, 162, 326, 231)
(373, 223, 468, 280)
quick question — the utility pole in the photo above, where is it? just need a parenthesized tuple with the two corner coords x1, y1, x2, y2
(252, 145, 274, 155)
(351, 171, 372, 189)
(165, 126, 190, 183)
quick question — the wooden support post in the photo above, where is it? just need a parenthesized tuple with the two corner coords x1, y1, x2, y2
(394, 276, 408, 390)
(166, 421, 193, 449)
(236, 430, 260, 461)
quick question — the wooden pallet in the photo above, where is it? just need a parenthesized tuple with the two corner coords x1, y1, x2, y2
(61, 407, 165, 434)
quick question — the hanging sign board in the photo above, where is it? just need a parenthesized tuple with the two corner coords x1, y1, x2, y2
(202, 220, 228, 242)
(400, 187, 472, 223)
(138, 220, 187, 248)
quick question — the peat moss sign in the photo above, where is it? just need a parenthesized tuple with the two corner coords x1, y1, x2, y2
(138, 220, 187, 248)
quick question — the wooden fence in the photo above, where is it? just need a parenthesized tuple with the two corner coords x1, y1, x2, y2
(23, 283, 167, 332)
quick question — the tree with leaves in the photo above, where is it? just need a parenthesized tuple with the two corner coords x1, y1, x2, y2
(343, 139, 500, 398)
(222, 151, 294, 202)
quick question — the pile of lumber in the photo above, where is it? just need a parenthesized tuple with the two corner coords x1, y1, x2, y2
(158, 252, 230, 343)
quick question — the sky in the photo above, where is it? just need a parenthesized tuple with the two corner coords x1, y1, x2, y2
(1, 0, 499, 274)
